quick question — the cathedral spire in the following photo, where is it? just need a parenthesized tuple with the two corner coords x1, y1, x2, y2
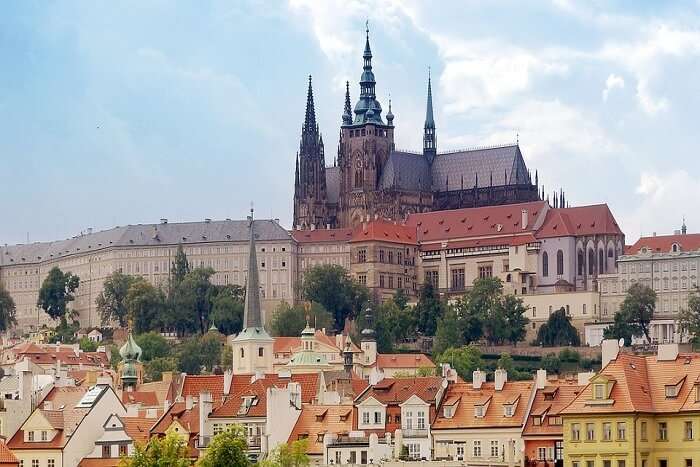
(423, 68, 437, 164)
(342, 81, 352, 125)
(353, 23, 384, 125)
(304, 75, 317, 132)
(243, 209, 263, 328)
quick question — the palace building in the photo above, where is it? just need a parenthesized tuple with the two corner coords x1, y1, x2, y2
(293, 27, 541, 230)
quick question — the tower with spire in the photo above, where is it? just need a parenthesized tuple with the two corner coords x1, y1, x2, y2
(293, 75, 331, 230)
(231, 209, 274, 374)
(423, 69, 437, 164)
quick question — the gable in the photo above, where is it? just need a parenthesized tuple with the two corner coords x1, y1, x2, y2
(400, 394, 430, 407)
(103, 413, 125, 431)
(357, 396, 386, 408)
(23, 410, 56, 431)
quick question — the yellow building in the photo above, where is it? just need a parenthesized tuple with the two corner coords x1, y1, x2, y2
(561, 343, 700, 467)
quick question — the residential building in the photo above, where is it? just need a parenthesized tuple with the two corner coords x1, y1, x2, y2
(561, 341, 700, 467)
(287, 404, 354, 464)
(1, 343, 110, 374)
(431, 369, 536, 465)
(598, 228, 700, 344)
(0, 442, 18, 467)
(291, 228, 352, 287)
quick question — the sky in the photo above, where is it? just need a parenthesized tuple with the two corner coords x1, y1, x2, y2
(1, 0, 699, 246)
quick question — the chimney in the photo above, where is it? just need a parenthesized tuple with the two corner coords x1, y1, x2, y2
(601, 339, 621, 368)
(252, 370, 264, 383)
(126, 405, 139, 417)
(495, 369, 508, 391)
(472, 369, 486, 389)
(521, 209, 528, 229)
(146, 408, 158, 418)
(311, 224, 316, 231)
(205, 218, 211, 223)
(160, 218, 168, 224)
(657, 343, 679, 361)
(326, 224, 331, 229)
(18, 370, 33, 401)
(536, 369, 547, 390)
(185, 395, 194, 410)
(161, 371, 173, 383)
(577, 372, 595, 385)
(653, 232, 656, 236)
(199, 391, 213, 439)
(223, 369, 233, 395)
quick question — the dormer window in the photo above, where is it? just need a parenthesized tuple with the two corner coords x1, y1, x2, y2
(594, 384, 605, 399)
(443, 406, 454, 418)
(672, 243, 680, 253)
(533, 416, 542, 426)
(475, 405, 485, 418)
(666, 385, 679, 398)
(665, 376, 686, 399)
(504, 404, 514, 417)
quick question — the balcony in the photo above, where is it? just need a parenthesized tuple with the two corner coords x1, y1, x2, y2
(247, 435, 261, 448)
(402, 428, 429, 438)
(196, 436, 211, 449)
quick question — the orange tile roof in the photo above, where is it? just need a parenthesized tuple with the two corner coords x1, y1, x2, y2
(626, 233, 700, 255)
(122, 390, 159, 407)
(180, 375, 225, 401)
(78, 459, 121, 467)
(356, 377, 443, 405)
(536, 204, 622, 239)
(523, 380, 583, 437)
(0, 441, 17, 464)
(432, 381, 534, 430)
(291, 228, 353, 243)
(561, 352, 700, 416)
(274, 337, 301, 354)
(376, 353, 435, 369)
(287, 405, 354, 454)
(123, 415, 157, 445)
(406, 201, 547, 243)
(151, 401, 205, 435)
(350, 219, 417, 245)
(211, 373, 319, 418)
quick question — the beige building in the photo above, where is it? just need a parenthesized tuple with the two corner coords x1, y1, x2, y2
(598, 229, 700, 344)
(521, 291, 600, 342)
(0, 218, 295, 332)
(291, 228, 352, 287)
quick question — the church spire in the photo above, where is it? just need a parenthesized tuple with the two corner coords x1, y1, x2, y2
(353, 22, 384, 125)
(304, 75, 317, 132)
(243, 209, 263, 328)
(342, 81, 352, 125)
(423, 68, 437, 164)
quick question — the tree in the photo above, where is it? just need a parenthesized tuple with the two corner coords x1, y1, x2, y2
(221, 344, 233, 371)
(536, 308, 581, 346)
(178, 267, 216, 335)
(197, 425, 250, 467)
(603, 309, 635, 346)
(209, 284, 245, 335)
(259, 438, 309, 467)
(498, 295, 529, 344)
(433, 307, 465, 355)
(144, 357, 178, 382)
(109, 344, 122, 370)
(135, 332, 170, 361)
(393, 289, 409, 310)
(178, 333, 223, 375)
(451, 295, 484, 344)
(119, 431, 190, 467)
(96, 271, 134, 327)
(37, 267, 80, 327)
(541, 353, 561, 374)
(126, 278, 166, 334)
(170, 244, 190, 286)
(374, 298, 416, 350)
(414, 283, 445, 336)
(0, 284, 17, 332)
(78, 336, 97, 352)
(678, 288, 700, 344)
(618, 283, 656, 342)
(301, 265, 369, 331)
(436, 345, 482, 381)
(270, 302, 333, 337)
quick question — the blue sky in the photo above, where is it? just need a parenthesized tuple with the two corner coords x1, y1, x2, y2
(2, 0, 699, 245)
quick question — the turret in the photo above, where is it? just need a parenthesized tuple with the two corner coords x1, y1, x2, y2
(119, 333, 142, 391)
(353, 24, 384, 125)
(423, 69, 437, 164)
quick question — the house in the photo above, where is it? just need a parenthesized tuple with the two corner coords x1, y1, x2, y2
(7, 384, 127, 467)
(1, 343, 110, 374)
(375, 353, 436, 378)
(432, 369, 535, 466)
(288, 405, 354, 464)
(0, 361, 55, 440)
(522, 371, 585, 467)
(87, 331, 103, 343)
(560, 341, 700, 467)
(149, 396, 209, 461)
(0, 441, 18, 467)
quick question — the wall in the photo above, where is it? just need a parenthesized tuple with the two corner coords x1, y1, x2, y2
(521, 291, 601, 342)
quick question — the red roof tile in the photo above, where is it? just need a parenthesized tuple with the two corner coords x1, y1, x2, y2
(350, 220, 417, 245)
(523, 379, 583, 437)
(287, 405, 354, 454)
(626, 233, 700, 255)
(0, 441, 17, 464)
(356, 377, 443, 405)
(376, 353, 435, 369)
(536, 204, 622, 239)
(180, 375, 224, 401)
(291, 228, 353, 243)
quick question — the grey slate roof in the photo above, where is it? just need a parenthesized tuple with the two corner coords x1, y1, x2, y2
(0, 219, 291, 267)
(326, 166, 341, 204)
(378, 151, 432, 191)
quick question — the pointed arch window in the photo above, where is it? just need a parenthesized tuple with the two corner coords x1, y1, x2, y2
(556, 250, 564, 276)
(577, 250, 584, 276)
(542, 252, 549, 277)
(599, 249, 605, 274)
(588, 249, 595, 275)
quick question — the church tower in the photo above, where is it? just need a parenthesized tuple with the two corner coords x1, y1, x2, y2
(231, 210, 274, 374)
(423, 70, 437, 164)
(338, 25, 395, 227)
(293, 76, 330, 230)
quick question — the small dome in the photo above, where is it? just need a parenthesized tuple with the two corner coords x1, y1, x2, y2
(119, 333, 142, 362)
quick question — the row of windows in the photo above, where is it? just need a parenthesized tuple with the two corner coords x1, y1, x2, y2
(620, 260, 699, 274)
(542, 250, 565, 277)
(571, 420, 695, 442)
(603, 276, 698, 294)
(19, 460, 55, 467)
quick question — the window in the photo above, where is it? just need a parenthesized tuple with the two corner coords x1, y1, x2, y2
(578, 250, 585, 275)
(362, 411, 370, 425)
(32, 461, 39, 467)
(475, 405, 484, 418)
(240, 348, 244, 358)
(550, 416, 563, 426)
(473, 440, 482, 457)
(119, 445, 127, 456)
(388, 275, 394, 289)
(102, 445, 111, 458)
(349, 451, 356, 464)
(533, 416, 542, 426)
(572, 423, 581, 441)
(586, 423, 595, 441)
(604, 461, 611, 467)
(405, 411, 413, 429)
(397, 277, 402, 289)
(451, 268, 465, 291)
(379, 250, 385, 263)
(573, 462, 580, 467)
(41, 431, 47, 441)
(417, 410, 425, 430)
(557, 250, 564, 275)
(335, 452, 341, 465)
(603, 422, 612, 441)
(491, 440, 499, 457)
(504, 404, 514, 417)
(48, 460, 56, 467)
(641, 421, 648, 440)
(588, 249, 595, 275)
(618, 461, 625, 467)
(407, 443, 420, 460)
(658, 422, 668, 441)
(555, 441, 563, 460)
(659, 460, 667, 467)
(685, 421, 693, 440)
(28, 431, 34, 442)
(686, 460, 692, 467)
(358, 249, 367, 263)
(456, 445, 465, 460)
(587, 460, 595, 467)
(360, 450, 368, 464)
(543, 252, 549, 277)
(379, 275, 385, 288)
(374, 411, 382, 424)
(358, 274, 367, 286)
(617, 422, 626, 440)
(594, 384, 605, 399)
(478, 265, 493, 278)
(425, 270, 439, 287)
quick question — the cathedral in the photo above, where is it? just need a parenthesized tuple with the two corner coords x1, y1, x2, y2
(293, 28, 540, 230)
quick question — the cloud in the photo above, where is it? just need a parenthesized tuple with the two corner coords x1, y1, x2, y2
(602, 73, 625, 101)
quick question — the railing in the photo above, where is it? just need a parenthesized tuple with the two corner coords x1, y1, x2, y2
(402, 428, 429, 438)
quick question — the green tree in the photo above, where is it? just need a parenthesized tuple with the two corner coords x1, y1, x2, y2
(301, 265, 369, 331)
(126, 278, 166, 334)
(496, 352, 515, 373)
(37, 267, 80, 327)
(436, 345, 482, 381)
(221, 345, 233, 371)
(603, 310, 635, 346)
(0, 284, 17, 332)
(109, 344, 122, 370)
(541, 353, 561, 374)
(433, 307, 465, 355)
(678, 288, 700, 344)
(374, 298, 416, 349)
(393, 289, 409, 310)
(270, 302, 333, 337)
(144, 357, 178, 382)
(78, 336, 97, 352)
(178, 267, 216, 335)
(618, 283, 656, 342)
(178, 333, 223, 375)
(197, 425, 250, 467)
(96, 271, 134, 327)
(451, 294, 484, 344)
(119, 431, 190, 467)
(414, 283, 445, 336)
(536, 307, 581, 346)
(209, 284, 245, 335)
(135, 332, 170, 361)
(498, 295, 529, 344)
(259, 438, 309, 467)
(170, 244, 190, 286)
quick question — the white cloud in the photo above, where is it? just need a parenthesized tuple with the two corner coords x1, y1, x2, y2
(602, 73, 624, 101)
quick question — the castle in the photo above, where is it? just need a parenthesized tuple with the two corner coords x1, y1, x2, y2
(293, 27, 541, 230)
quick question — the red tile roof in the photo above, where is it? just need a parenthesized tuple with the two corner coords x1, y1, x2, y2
(350, 219, 417, 245)
(0, 441, 17, 464)
(287, 405, 354, 454)
(274, 337, 301, 354)
(180, 375, 224, 401)
(78, 459, 121, 467)
(291, 228, 353, 243)
(536, 204, 622, 239)
(625, 233, 700, 255)
(122, 391, 159, 406)
(420, 234, 537, 252)
(356, 377, 443, 405)
(376, 353, 435, 369)
(123, 416, 157, 445)
(522, 380, 583, 437)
